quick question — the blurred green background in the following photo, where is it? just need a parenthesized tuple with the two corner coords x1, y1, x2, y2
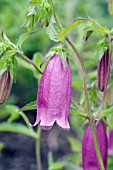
(0, 0, 113, 170)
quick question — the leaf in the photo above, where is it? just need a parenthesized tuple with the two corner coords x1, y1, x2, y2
(47, 27, 59, 42)
(0, 105, 20, 122)
(83, 19, 110, 40)
(92, 27, 109, 35)
(0, 122, 36, 138)
(10, 57, 18, 82)
(99, 106, 113, 119)
(70, 108, 85, 118)
(5, 50, 15, 57)
(58, 17, 86, 41)
(33, 52, 43, 71)
(49, 162, 67, 170)
(2, 32, 16, 49)
(84, 30, 93, 41)
(20, 100, 36, 111)
(32, 52, 44, 79)
(18, 30, 39, 48)
(46, 22, 60, 42)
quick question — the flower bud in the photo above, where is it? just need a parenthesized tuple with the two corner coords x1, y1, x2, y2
(0, 70, 12, 104)
(98, 49, 110, 92)
(108, 129, 113, 155)
(33, 54, 72, 130)
(82, 121, 108, 170)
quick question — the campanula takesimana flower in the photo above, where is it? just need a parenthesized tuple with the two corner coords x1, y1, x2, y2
(33, 54, 72, 130)
(0, 69, 12, 104)
(82, 121, 108, 170)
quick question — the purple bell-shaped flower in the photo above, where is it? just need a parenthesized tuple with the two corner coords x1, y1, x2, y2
(33, 54, 72, 130)
(82, 121, 108, 170)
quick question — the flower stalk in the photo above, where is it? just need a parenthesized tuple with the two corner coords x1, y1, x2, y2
(36, 127, 42, 170)
(16, 52, 43, 74)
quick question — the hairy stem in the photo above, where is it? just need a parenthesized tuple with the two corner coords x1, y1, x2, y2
(36, 127, 42, 170)
(16, 52, 43, 74)
(72, 99, 85, 114)
(65, 37, 92, 117)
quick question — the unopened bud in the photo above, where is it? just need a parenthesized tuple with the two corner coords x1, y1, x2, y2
(98, 49, 110, 92)
(0, 70, 12, 104)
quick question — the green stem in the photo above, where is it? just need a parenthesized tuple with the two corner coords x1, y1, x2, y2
(36, 127, 42, 170)
(18, 110, 37, 138)
(16, 52, 43, 74)
(72, 99, 85, 114)
(65, 37, 92, 117)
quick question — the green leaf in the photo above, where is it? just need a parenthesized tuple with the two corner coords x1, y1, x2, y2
(0, 105, 20, 122)
(0, 122, 36, 138)
(47, 27, 59, 42)
(10, 56, 18, 82)
(99, 106, 113, 119)
(83, 19, 110, 40)
(49, 162, 67, 170)
(33, 52, 43, 71)
(32, 52, 44, 79)
(5, 50, 15, 57)
(18, 30, 39, 48)
(70, 107, 85, 118)
(22, 0, 52, 30)
(2, 32, 16, 49)
(84, 30, 93, 41)
(91, 27, 109, 35)
(58, 17, 86, 41)
(20, 100, 36, 111)
(47, 22, 60, 42)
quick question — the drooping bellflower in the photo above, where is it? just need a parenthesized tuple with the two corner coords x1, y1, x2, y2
(82, 121, 108, 170)
(33, 54, 72, 130)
